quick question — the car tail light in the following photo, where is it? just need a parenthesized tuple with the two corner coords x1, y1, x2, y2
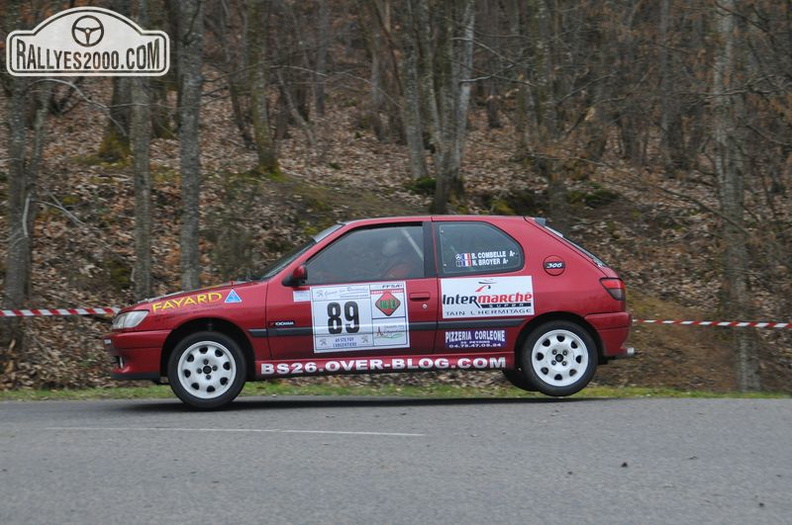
(601, 278, 626, 301)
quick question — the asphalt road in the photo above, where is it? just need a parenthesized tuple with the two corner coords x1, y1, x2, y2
(1, 395, 790, 525)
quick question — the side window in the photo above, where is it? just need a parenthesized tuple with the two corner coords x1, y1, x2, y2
(436, 222, 523, 276)
(306, 225, 424, 285)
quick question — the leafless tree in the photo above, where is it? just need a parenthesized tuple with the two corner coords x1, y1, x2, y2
(177, 0, 205, 290)
(130, 0, 153, 300)
(711, 0, 759, 391)
(1, 8, 53, 356)
(248, 0, 280, 177)
(401, 0, 475, 213)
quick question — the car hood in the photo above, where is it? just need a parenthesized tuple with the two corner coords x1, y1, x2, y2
(122, 281, 255, 314)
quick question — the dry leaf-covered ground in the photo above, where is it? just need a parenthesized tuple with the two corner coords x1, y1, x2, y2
(1, 73, 790, 393)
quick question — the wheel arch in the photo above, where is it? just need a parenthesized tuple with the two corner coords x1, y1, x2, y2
(161, 318, 255, 379)
(514, 312, 605, 368)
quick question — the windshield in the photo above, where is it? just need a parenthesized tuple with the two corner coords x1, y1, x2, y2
(257, 223, 343, 280)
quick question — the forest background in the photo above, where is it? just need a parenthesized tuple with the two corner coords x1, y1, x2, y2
(1, 0, 790, 393)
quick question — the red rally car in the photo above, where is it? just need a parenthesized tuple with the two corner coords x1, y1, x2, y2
(105, 216, 633, 409)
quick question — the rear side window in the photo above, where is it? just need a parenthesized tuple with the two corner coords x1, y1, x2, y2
(539, 222, 608, 268)
(435, 222, 523, 276)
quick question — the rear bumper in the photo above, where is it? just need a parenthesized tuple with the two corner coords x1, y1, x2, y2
(103, 329, 170, 380)
(609, 346, 636, 359)
(585, 311, 633, 358)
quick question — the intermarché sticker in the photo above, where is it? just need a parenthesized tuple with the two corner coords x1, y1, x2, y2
(6, 6, 169, 77)
(441, 276, 534, 319)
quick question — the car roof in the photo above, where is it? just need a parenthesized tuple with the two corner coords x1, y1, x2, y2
(342, 215, 536, 227)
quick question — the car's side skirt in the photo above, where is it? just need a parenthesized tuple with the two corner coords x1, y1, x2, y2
(256, 352, 515, 379)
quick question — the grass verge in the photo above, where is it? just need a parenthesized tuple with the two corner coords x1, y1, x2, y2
(0, 381, 788, 402)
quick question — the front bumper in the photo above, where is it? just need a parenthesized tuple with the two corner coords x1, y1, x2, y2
(104, 329, 171, 380)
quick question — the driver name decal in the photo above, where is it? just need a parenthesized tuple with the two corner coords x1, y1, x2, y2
(441, 276, 534, 318)
(311, 282, 409, 353)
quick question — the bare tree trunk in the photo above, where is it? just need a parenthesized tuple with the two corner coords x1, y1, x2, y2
(370, 43, 387, 140)
(207, 0, 253, 149)
(249, 0, 280, 177)
(513, 0, 533, 156)
(178, 0, 205, 290)
(130, 0, 153, 300)
(400, 1, 428, 180)
(98, 77, 131, 161)
(659, 0, 686, 172)
(712, 0, 760, 391)
(430, 0, 455, 214)
(130, 78, 152, 299)
(486, 79, 502, 130)
(612, 4, 645, 167)
(453, 0, 475, 169)
(530, 0, 568, 230)
(2, 72, 51, 363)
(428, 0, 475, 214)
(147, 0, 174, 147)
(3, 77, 32, 358)
(281, 2, 312, 123)
(315, 0, 330, 117)
(576, 6, 608, 166)
(361, 0, 402, 143)
(275, 69, 317, 147)
(411, 0, 441, 167)
(98, 0, 133, 161)
(482, 1, 502, 130)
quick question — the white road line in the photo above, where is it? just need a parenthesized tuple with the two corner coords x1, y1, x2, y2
(46, 426, 425, 437)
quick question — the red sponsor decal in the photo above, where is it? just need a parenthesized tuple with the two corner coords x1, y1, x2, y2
(259, 354, 513, 376)
(151, 292, 224, 312)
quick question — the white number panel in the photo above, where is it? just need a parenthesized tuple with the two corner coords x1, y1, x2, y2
(310, 282, 409, 353)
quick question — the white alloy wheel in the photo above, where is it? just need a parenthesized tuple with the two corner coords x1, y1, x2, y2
(168, 332, 246, 409)
(177, 340, 237, 399)
(522, 321, 597, 396)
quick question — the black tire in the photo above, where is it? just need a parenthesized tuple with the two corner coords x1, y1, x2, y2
(519, 320, 597, 397)
(167, 331, 247, 409)
(501, 369, 537, 392)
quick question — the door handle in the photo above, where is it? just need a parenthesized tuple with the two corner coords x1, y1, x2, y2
(409, 292, 431, 301)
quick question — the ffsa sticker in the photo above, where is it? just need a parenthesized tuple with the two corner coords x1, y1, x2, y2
(311, 282, 409, 353)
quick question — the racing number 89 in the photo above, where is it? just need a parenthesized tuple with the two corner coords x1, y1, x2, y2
(327, 301, 360, 334)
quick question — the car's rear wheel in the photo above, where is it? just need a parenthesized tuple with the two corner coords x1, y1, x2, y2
(519, 321, 597, 397)
(501, 369, 537, 391)
(168, 332, 246, 409)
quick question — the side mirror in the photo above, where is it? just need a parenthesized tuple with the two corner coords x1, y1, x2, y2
(284, 265, 308, 287)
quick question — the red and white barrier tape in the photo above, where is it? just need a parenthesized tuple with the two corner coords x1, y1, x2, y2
(1, 308, 789, 329)
(0, 307, 120, 317)
(634, 319, 791, 329)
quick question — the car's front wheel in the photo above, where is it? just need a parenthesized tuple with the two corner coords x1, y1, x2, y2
(167, 332, 247, 409)
(519, 321, 597, 397)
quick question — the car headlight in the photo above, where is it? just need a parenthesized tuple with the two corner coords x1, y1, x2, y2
(112, 310, 149, 330)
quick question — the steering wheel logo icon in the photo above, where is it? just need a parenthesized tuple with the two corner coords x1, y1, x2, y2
(71, 15, 104, 47)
